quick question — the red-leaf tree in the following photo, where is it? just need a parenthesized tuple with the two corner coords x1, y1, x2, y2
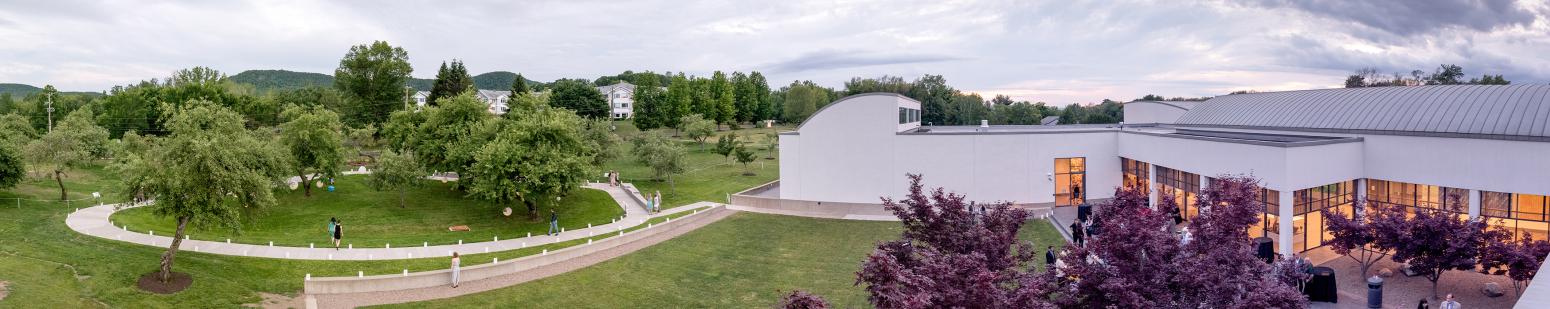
(1171, 175, 1308, 308)
(1320, 199, 1398, 278)
(1479, 230, 1550, 295)
(778, 290, 832, 309)
(854, 174, 1052, 308)
(1036, 187, 1179, 307)
(1035, 175, 1306, 308)
(1386, 197, 1504, 299)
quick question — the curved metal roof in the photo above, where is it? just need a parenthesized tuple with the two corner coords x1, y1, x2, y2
(1175, 85, 1550, 140)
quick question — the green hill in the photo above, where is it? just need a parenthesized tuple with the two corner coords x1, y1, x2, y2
(230, 70, 334, 92)
(0, 83, 42, 97)
(0, 83, 102, 98)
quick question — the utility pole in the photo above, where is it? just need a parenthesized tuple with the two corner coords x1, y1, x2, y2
(45, 92, 55, 133)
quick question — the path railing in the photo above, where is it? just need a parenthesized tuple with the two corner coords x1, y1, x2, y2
(303, 204, 729, 294)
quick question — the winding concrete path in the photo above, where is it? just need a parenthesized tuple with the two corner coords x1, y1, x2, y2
(64, 182, 694, 260)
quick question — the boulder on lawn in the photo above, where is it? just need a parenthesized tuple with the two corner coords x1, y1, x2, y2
(1484, 282, 1504, 298)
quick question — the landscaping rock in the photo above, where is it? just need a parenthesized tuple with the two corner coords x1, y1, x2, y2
(1378, 268, 1393, 277)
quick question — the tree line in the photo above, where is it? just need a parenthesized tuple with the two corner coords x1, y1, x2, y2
(0, 40, 622, 289)
(1345, 64, 1512, 88)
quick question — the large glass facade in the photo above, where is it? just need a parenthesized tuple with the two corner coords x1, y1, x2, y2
(1291, 181, 1356, 252)
(1484, 191, 1550, 242)
(1155, 165, 1200, 220)
(1054, 158, 1086, 207)
(1367, 179, 1469, 215)
(1121, 157, 1151, 195)
(898, 107, 920, 124)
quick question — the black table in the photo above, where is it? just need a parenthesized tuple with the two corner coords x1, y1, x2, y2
(1305, 266, 1338, 303)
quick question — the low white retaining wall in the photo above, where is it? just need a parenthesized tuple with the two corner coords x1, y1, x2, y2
(303, 205, 728, 295)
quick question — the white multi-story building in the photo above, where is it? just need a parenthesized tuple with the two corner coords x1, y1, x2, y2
(412, 90, 511, 114)
(776, 85, 1550, 258)
(597, 81, 636, 119)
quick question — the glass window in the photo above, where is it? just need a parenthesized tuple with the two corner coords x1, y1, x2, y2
(1293, 180, 1356, 252)
(1120, 157, 1151, 195)
(1486, 191, 1550, 242)
(1366, 179, 1468, 216)
(1054, 157, 1086, 207)
(1155, 165, 1200, 220)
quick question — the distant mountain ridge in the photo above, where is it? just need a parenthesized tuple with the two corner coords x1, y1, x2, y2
(229, 70, 542, 93)
(0, 83, 102, 97)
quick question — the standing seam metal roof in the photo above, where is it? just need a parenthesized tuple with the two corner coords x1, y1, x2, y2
(1173, 85, 1550, 139)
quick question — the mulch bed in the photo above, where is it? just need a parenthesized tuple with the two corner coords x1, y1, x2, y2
(136, 271, 192, 294)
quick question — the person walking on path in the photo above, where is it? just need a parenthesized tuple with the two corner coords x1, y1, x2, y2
(548, 210, 560, 236)
(332, 219, 344, 250)
(327, 217, 337, 246)
(652, 191, 662, 213)
(450, 252, 461, 288)
(1439, 294, 1460, 309)
(1045, 246, 1057, 266)
(1417, 299, 1429, 309)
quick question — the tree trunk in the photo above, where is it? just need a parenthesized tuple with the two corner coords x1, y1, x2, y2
(300, 173, 313, 197)
(398, 188, 406, 208)
(54, 169, 67, 201)
(524, 199, 537, 219)
(160, 216, 190, 283)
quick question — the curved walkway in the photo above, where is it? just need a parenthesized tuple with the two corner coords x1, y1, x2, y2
(64, 182, 687, 260)
(305, 203, 733, 308)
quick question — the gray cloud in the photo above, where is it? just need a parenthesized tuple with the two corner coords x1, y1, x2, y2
(764, 50, 964, 73)
(1248, 0, 1541, 37)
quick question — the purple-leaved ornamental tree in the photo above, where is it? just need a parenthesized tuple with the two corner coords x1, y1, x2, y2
(778, 290, 832, 309)
(1170, 175, 1307, 308)
(854, 174, 1052, 308)
(1320, 199, 1396, 278)
(1479, 229, 1550, 295)
(1035, 175, 1306, 308)
(1386, 195, 1504, 299)
(1036, 187, 1179, 307)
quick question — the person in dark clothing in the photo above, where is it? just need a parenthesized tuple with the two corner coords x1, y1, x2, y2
(332, 220, 343, 250)
(1070, 221, 1085, 246)
(547, 210, 560, 236)
(1045, 246, 1057, 265)
(1173, 207, 1185, 225)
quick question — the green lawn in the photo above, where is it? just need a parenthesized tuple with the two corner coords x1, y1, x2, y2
(0, 165, 693, 307)
(377, 213, 1070, 308)
(603, 123, 788, 209)
(109, 175, 624, 248)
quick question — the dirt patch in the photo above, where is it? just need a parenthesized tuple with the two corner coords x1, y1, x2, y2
(136, 271, 192, 294)
(0, 280, 10, 301)
(243, 292, 305, 309)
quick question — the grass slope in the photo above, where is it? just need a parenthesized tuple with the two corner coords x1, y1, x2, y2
(602, 123, 786, 209)
(110, 175, 623, 247)
(378, 212, 1069, 308)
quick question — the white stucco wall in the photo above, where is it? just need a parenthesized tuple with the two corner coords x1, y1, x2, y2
(1123, 101, 1195, 124)
(1117, 132, 1290, 191)
(780, 93, 1121, 205)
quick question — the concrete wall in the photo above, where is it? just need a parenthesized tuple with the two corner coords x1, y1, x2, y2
(893, 131, 1120, 204)
(781, 94, 907, 203)
(1118, 131, 1290, 191)
(304, 205, 728, 295)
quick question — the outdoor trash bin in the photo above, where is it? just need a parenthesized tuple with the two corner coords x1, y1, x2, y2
(1366, 276, 1382, 308)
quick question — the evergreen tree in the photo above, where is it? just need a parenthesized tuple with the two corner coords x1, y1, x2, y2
(509, 73, 530, 99)
(429, 60, 474, 106)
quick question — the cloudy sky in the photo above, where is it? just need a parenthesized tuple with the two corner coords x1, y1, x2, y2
(1, 0, 1547, 104)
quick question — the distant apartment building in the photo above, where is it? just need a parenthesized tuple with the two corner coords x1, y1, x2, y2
(412, 90, 511, 115)
(597, 81, 636, 119)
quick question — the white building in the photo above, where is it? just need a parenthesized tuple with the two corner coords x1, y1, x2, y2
(597, 81, 636, 119)
(778, 86, 1550, 257)
(412, 90, 511, 114)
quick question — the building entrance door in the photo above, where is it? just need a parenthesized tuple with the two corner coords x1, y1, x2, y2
(1055, 157, 1086, 207)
